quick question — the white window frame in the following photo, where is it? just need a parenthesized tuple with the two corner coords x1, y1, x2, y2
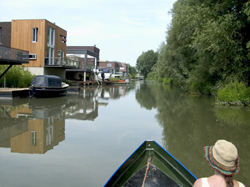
(31, 131, 36, 146)
(107, 63, 111, 68)
(32, 28, 38, 43)
(47, 27, 55, 65)
(29, 54, 37, 59)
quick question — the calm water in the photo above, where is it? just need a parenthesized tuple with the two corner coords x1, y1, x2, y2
(0, 81, 249, 187)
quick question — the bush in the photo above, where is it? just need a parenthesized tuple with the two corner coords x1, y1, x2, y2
(163, 78, 172, 85)
(65, 80, 73, 86)
(109, 78, 120, 81)
(216, 81, 250, 105)
(0, 65, 34, 88)
(189, 79, 213, 95)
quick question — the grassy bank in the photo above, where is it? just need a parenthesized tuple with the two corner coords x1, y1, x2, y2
(159, 77, 250, 106)
(216, 81, 250, 106)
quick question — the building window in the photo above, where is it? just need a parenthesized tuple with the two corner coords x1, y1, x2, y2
(107, 63, 111, 67)
(60, 35, 66, 44)
(31, 131, 36, 146)
(57, 50, 64, 65)
(29, 54, 37, 59)
(47, 26, 55, 65)
(32, 28, 38, 42)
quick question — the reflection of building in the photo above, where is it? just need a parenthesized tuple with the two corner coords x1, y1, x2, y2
(66, 87, 98, 120)
(0, 85, 132, 154)
(0, 100, 66, 154)
(0, 110, 28, 148)
(109, 86, 129, 99)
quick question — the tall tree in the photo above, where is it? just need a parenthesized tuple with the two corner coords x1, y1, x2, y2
(136, 50, 158, 79)
(152, 0, 250, 92)
(127, 64, 137, 79)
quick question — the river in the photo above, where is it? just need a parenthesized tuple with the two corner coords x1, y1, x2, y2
(0, 80, 249, 187)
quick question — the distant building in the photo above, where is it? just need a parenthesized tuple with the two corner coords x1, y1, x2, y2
(66, 46, 100, 81)
(98, 60, 129, 77)
(119, 62, 129, 76)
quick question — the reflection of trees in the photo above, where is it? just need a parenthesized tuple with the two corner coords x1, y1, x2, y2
(135, 83, 158, 110)
(135, 82, 250, 184)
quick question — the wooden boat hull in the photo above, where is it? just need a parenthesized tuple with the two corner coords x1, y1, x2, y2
(104, 140, 196, 187)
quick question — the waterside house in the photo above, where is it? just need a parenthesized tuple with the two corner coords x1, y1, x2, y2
(98, 60, 129, 78)
(10, 19, 68, 80)
(0, 19, 81, 80)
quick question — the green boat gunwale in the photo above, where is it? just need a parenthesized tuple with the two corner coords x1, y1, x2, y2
(104, 140, 197, 187)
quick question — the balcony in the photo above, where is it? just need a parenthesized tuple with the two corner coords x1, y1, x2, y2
(44, 57, 80, 69)
(0, 46, 29, 64)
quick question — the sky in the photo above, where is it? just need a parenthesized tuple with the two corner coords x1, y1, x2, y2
(0, 0, 176, 67)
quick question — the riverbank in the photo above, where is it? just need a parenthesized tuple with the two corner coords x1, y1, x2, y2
(160, 79, 250, 107)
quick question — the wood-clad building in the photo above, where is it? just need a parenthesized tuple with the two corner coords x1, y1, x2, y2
(10, 19, 67, 79)
(1, 19, 101, 81)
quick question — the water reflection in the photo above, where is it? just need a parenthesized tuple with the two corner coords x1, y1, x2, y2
(135, 82, 250, 185)
(1, 81, 249, 186)
(0, 85, 132, 154)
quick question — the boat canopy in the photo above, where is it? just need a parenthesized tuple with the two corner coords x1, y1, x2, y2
(102, 69, 110, 73)
(31, 75, 62, 87)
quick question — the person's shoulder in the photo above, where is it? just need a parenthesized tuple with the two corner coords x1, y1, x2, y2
(237, 181, 246, 187)
(193, 178, 203, 187)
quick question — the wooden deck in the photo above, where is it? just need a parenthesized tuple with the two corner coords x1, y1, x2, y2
(70, 80, 99, 86)
(0, 88, 30, 99)
(69, 80, 129, 86)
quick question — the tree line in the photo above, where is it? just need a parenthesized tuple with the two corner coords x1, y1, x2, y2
(136, 0, 250, 105)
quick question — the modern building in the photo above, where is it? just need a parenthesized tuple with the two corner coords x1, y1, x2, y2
(119, 62, 129, 76)
(98, 60, 129, 77)
(10, 19, 68, 79)
(0, 19, 80, 80)
(0, 22, 29, 78)
(66, 46, 100, 81)
(1, 19, 100, 81)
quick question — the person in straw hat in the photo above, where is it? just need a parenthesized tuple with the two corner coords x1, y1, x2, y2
(193, 139, 245, 187)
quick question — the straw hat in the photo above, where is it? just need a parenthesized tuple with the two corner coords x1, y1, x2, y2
(203, 139, 240, 176)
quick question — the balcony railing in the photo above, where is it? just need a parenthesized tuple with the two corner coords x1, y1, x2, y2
(44, 57, 80, 68)
(0, 45, 29, 64)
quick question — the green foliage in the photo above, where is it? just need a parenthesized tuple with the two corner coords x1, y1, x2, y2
(136, 50, 158, 79)
(109, 78, 120, 81)
(189, 80, 212, 95)
(144, 0, 250, 104)
(127, 64, 137, 79)
(216, 81, 250, 105)
(0, 65, 34, 88)
(163, 78, 172, 85)
(65, 80, 73, 86)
